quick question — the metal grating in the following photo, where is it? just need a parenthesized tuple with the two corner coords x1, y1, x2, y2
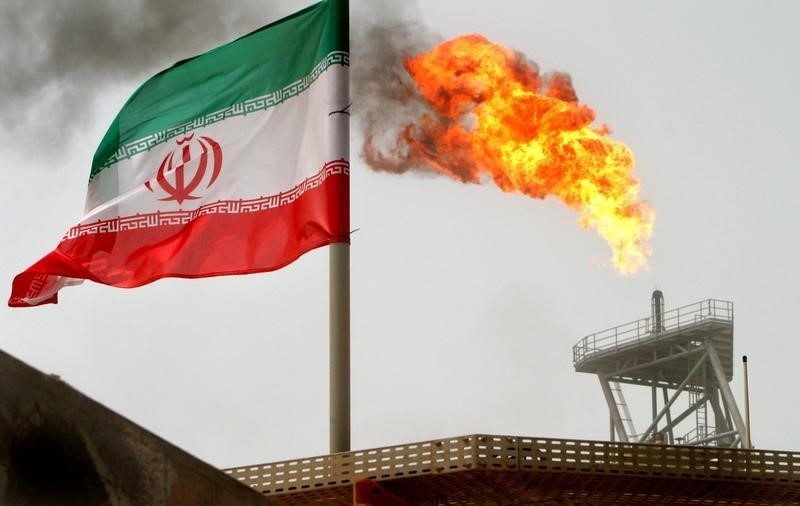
(224, 434, 800, 504)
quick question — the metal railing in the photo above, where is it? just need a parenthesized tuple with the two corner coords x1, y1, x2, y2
(683, 426, 716, 445)
(573, 299, 734, 366)
(224, 434, 799, 496)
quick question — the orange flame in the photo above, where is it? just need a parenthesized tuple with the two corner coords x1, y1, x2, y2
(364, 35, 654, 274)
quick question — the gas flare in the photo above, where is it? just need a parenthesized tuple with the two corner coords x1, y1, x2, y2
(363, 34, 654, 275)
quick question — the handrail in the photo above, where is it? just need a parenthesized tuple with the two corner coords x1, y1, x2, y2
(683, 426, 717, 445)
(224, 433, 799, 496)
(573, 299, 734, 366)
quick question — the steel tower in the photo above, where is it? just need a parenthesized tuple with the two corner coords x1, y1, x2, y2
(573, 292, 745, 447)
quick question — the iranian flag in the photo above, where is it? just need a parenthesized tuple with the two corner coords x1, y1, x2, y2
(9, 0, 349, 307)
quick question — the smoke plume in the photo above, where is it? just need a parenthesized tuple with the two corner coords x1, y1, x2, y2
(0, 0, 279, 155)
(350, 0, 441, 165)
(0, 0, 435, 159)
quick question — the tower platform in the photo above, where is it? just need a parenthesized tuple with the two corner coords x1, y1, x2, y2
(572, 297, 744, 447)
(225, 434, 800, 505)
(573, 299, 733, 389)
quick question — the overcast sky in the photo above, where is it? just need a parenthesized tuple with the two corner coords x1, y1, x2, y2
(2, 0, 800, 468)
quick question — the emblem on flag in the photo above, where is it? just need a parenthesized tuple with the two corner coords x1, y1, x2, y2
(145, 134, 223, 204)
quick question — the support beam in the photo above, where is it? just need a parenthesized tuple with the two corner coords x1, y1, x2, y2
(613, 346, 705, 378)
(707, 344, 746, 446)
(610, 415, 615, 442)
(723, 395, 734, 441)
(639, 353, 707, 442)
(662, 395, 708, 435)
(599, 376, 629, 443)
(690, 430, 739, 447)
(662, 387, 674, 444)
(708, 387, 733, 447)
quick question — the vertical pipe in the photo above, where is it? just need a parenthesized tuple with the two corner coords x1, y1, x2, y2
(743, 355, 751, 449)
(330, 242, 350, 453)
(651, 290, 664, 332)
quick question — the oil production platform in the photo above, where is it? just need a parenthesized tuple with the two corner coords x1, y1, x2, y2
(2, 293, 799, 504)
(218, 293, 800, 504)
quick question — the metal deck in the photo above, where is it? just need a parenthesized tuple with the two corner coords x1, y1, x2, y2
(225, 434, 800, 504)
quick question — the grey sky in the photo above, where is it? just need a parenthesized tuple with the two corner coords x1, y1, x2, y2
(2, 0, 800, 468)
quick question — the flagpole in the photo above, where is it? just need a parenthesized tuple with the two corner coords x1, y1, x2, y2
(330, 242, 350, 453)
(330, 0, 350, 455)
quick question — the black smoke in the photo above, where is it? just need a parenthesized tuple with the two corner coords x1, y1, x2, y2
(0, 0, 283, 155)
(350, 0, 440, 152)
(0, 0, 439, 162)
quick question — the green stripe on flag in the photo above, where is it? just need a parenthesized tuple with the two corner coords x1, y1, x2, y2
(91, 0, 348, 182)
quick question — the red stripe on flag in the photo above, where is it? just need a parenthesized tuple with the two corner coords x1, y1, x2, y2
(9, 173, 349, 307)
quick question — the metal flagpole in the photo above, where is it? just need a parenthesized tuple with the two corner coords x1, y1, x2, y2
(330, 0, 350, 454)
(330, 243, 350, 453)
